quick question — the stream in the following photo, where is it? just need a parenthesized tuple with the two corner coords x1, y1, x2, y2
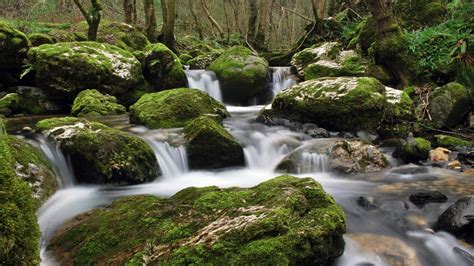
(7, 67, 473, 265)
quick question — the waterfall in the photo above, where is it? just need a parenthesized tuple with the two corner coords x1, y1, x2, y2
(300, 152, 328, 173)
(144, 138, 189, 178)
(242, 131, 293, 171)
(186, 70, 223, 101)
(270, 67, 296, 97)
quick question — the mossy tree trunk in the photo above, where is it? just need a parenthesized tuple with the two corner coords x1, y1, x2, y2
(123, 0, 133, 24)
(73, 0, 102, 41)
(144, 0, 157, 42)
(162, 0, 176, 52)
(247, 0, 258, 49)
(255, 0, 269, 51)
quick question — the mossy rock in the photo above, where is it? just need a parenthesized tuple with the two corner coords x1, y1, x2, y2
(367, 64, 395, 85)
(380, 87, 415, 137)
(304, 50, 367, 80)
(14, 86, 69, 115)
(209, 46, 269, 103)
(35, 117, 158, 185)
(291, 42, 341, 78)
(0, 120, 40, 264)
(394, 137, 431, 163)
(0, 21, 29, 70)
(0, 93, 21, 117)
(187, 51, 222, 70)
(47, 175, 346, 265)
(8, 136, 59, 207)
(129, 88, 229, 129)
(28, 33, 55, 47)
(433, 135, 473, 150)
(28, 41, 146, 104)
(72, 89, 126, 117)
(47, 29, 82, 42)
(184, 116, 244, 169)
(429, 82, 471, 129)
(143, 43, 187, 90)
(349, 16, 375, 56)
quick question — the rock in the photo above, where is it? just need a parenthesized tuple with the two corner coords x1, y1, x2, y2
(448, 160, 462, 170)
(394, 137, 431, 163)
(434, 196, 474, 244)
(209, 46, 269, 103)
(0, 93, 21, 117)
(129, 88, 229, 129)
(0, 22, 29, 70)
(429, 82, 471, 129)
(357, 196, 377, 209)
(28, 33, 55, 46)
(330, 139, 389, 174)
(458, 151, 474, 166)
(305, 127, 330, 138)
(14, 86, 69, 115)
(48, 175, 346, 265)
(71, 89, 126, 117)
(47, 29, 83, 42)
(434, 135, 473, 151)
(0, 120, 40, 264)
(429, 147, 451, 162)
(179, 53, 192, 65)
(268, 76, 413, 134)
(187, 51, 221, 69)
(304, 50, 367, 80)
(409, 191, 448, 207)
(291, 42, 341, 78)
(184, 116, 244, 169)
(35, 117, 158, 185)
(8, 136, 59, 207)
(143, 43, 187, 90)
(347, 234, 421, 266)
(390, 166, 429, 175)
(28, 42, 146, 104)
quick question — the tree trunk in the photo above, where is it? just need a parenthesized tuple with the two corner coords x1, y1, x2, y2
(187, 0, 204, 39)
(229, 0, 242, 35)
(73, 0, 102, 41)
(255, 0, 269, 50)
(132, 0, 138, 25)
(201, 0, 225, 40)
(123, 0, 133, 24)
(144, 0, 157, 41)
(162, 0, 176, 52)
(247, 0, 258, 48)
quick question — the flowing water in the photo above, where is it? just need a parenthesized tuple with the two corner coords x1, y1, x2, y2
(270, 67, 297, 97)
(7, 70, 472, 265)
(185, 70, 223, 101)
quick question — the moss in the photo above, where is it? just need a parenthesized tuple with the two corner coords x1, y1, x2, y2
(48, 175, 345, 265)
(47, 29, 78, 42)
(143, 43, 187, 90)
(187, 51, 222, 70)
(396, 137, 431, 163)
(129, 88, 229, 129)
(28, 32, 55, 46)
(35, 117, 158, 185)
(0, 93, 21, 117)
(72, 89, 126, 117)
(179, 53, 193, 65)
(304, 50, 367, 80)
(433, 135, 473, 150)
(429, 82, 471, 129)
(395, 0, 447, 29)
(0, 120, 40, 264)
(367, 64, 394, 85)
(209, 46, 269, 103)
(0, 21, 29, 70)
(291, 42, 341, 78)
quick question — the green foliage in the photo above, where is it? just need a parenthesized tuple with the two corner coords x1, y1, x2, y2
(0, 18, 70, 34)
(433, 134, 473, 150)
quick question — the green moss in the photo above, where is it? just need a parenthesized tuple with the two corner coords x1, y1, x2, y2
(143, 43, 187, 90)
(28, 32, 54, 46)
(304, 50, 367, 80)
(396, 137, 431, 162)
(429, 82, 470, 128)
(0, 21, 29, 69)
(395, 0, 447, 29)
(72, 89, 126, 117)
(434, 135, 473, 150)
(129, 88, 229, 129)
(291, 42, 341, 77)
(0, 120, 40, 264)
(179, 53, 193, 65)
(48, 175, 345, 265)
(0, 93, 21, 117)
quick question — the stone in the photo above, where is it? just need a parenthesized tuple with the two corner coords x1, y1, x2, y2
(394, 137, 431, 163)
(357, 196, 377, 209)
(0, 21, 29, 70)
(433, 135, 473, 151)
(304, 50, 368, 80)
(430, 82, 470, 129)
(291, 42, 341, 77)
(71, 89, 126, 117)
(429, 147, 451, 162)
(143, 43, 187, 90)
(448, 160, 462, 170)
(434, 196, 474, 244)
(409, 191, 448, 207)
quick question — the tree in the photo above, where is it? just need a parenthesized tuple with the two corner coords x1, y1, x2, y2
(144, 0, 157, 41)
(73, 0, 102, 41)
(255, 0, 269, 50)
(162, 0, 176, 52)
(247, 0, 258, 48)
(123, 0, 133, 24)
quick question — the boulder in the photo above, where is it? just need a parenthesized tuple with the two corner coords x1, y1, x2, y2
(28, 33, 55, 47)
(429, 147, 450, 162)
(429, 82, 471, 129)
(291, 42, 341, 78)
(0, 120, 40, 264)
(304, 50, 367, 80)
(434, 196, 474, 244)
(209, 46, 269, 103)
(13, 86, 68, 115)
(129, 88, 229, 129)
(36, 117, 158, 185)
(187, 51, 222, 69)
(28, 42, 146, 104)
(394, 137, 431, 163)
(47, 175, 346, 265)
(409, 191, 448, 207)
(0, 22, 29, 70)
(0, 93, 21, 117)
(433, 135, 473, 151)
(184, 116, 244, 169)
(71, 89, 126, 117)
(143, 43, 187, 90)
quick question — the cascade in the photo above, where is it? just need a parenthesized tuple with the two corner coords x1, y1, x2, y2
(300, 152, 329, 173)
(185, 70, 223, 101)
(269, 67, 296, 97)
(144, 137, 189, 178)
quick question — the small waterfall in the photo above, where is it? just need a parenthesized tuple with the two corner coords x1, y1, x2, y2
(300, 152, 328, 173)
(242, 131, 293, 171)
(145, 138, 189, 178)
(270, 67, 296, 97)
(35, 135, 75, 188)
(186, 70, 223, 101)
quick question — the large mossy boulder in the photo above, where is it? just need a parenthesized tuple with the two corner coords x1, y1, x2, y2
(130, 88, 229, 129)
(28, 42, 146, 104)
(0, 87, 69, 117)
(47, 175, 346, 265)
(394, 137, 431, 163)
(209, 46, 269, 103)
(291, 42, 341, 78)
(0, 120, 40, 264)
(36, 117, 158, 185)
(71, 89, 126, 117)
(268, 76, 413, 134)
(28, 33, 55, 47)
(143, 43, 187, 90)
(0, 22, 29, 70)
(184, 116, 244, 169)
(429, 82, 471, 129)
(304, 50, 367, 80)
(433, 135, 473, 151)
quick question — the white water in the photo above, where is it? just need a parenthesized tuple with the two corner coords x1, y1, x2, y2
(270, 66, 296, 96)
(301, 152, 328, 173)
(186, 70, 223, 101)
(145, 138, 188, 178)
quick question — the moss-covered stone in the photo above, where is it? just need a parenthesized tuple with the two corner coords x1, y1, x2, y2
(143, 43, 187, 90)
(350, 16, 375, 56)
(0, 21, 29, 70)
(429, 82, 471, 129)
(304, 50, 367, 80)
(209, 46, 269, 103)
(47, 29, 82, 42)
(184, 116, 244, 169)
(291, 42, 341, 78)
(28, 32, 55, 47)
(28, 41, 146, 104)
(47, 175, 346, 265)
(0, 93, 21, 117)
(14, 86, 69, 115)
(433, 135, 473, 150)
(0, 120, 40, 264)
(8, 136, 59, 207)
(36, 117, 158, 185)
(367, 64, 394, 85)
(129, 88, 229, 129)
(187, 51, 222, 69)
(394, 137, 431, 163)
(380, 87, 415, 137)
(71, 89, 126, 117)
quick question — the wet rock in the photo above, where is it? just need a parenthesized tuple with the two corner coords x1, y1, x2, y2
(457, 151, 474, 166)
(14, 86, 69, 115)
(448, 160, 462, 170)
(390, 166, 429, 175)
(394, 137, 431, 163)
(429, 82, 471, 129)
(331, 140, 389, 174)
(434, 196, 474, 244)
(21, 126, 33, 134)
(305, 127, 330, 138)
(429, 147, 451, 162)
(48, 175, 346, 265)
(71, 89, 126, 117)
(357, 196, 377, 209)
(409, 191, 448, 207)
(434, 135, 473, 151)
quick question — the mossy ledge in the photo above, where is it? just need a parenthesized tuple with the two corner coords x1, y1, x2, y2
(48, 175, 345, 265)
